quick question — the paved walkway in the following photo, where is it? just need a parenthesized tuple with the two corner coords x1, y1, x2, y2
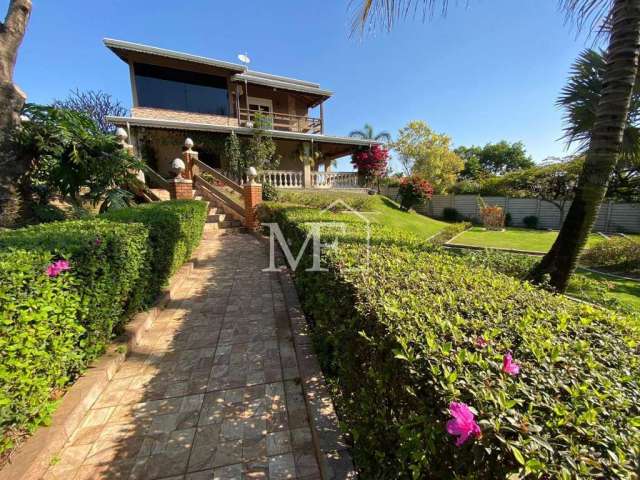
(44, 230, 321, 480)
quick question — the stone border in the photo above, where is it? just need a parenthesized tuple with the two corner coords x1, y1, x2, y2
(443, 242, 546, 256)
(249, 229, 356, 479)
(0, 262, 194, 480)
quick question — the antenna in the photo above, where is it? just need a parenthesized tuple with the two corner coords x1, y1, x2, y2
(237, 53, 251, 71)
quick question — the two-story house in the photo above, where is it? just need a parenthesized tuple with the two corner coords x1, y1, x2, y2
(104, 38, 377, 189)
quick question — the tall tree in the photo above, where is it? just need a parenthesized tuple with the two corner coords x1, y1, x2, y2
(53, 89, 127, 134)
(353, 0, 640, 292)
(455, 141, 534, 178)
(0, 0, 32, 227)
(394, 120, 464, 193)
(349, 123, 392, 143)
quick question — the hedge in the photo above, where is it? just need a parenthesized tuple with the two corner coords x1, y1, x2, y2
(259, 203, 640, 478)
(104, 200, 208, 303)
(274, 190, 376, 211)
(0, 200, 207, 456)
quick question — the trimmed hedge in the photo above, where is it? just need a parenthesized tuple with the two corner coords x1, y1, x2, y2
(0, 200, 207, 456)
(581, 236, 640, 274)
(104, 200, 208, 303)
(274, 190, 376, 211)
(260, 204, 640, 478)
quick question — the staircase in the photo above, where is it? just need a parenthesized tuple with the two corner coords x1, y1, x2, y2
(200, 196, 245, 234)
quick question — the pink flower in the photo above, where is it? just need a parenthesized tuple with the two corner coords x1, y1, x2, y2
(95, 238, 102, 246)
(474, 336, 488, 348)
(446, 402, 481, 447)
(502, 352, 520, 376)
(47, 259, 70, 277)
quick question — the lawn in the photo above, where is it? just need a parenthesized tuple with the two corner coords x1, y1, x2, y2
(448, 226, 604, 252)
(366, 196, 448, 239)
(571, 269, 640, 312)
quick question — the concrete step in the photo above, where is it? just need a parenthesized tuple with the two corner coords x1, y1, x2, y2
(221, 220, 242, 228)
(208, 213, 226, 223)
(149, 188, 170, 202)
(217, 226, 247, 235)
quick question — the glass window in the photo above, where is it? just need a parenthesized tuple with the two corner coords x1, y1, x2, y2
(134, 63, 229, 115)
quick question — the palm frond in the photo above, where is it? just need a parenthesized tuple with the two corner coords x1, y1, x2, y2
(350, 0, 452, 34)
(559, 0, 614, 34)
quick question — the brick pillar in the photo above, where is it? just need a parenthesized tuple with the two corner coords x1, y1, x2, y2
(168, 178, 193, 200)
(243, 182, 262, 230)
(182, 148, 198, 180)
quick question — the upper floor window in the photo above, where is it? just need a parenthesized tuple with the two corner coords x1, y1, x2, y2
(134, 63, 229, 115)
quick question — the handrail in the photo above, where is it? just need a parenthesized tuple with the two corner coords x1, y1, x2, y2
(193, 158, 243, 194)
(193, 175, 245, 217)
(238, 108, 322, 134)
(144, 166, 170, 190)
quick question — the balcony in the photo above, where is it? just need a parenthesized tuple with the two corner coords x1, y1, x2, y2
(239, 108, 323, 134)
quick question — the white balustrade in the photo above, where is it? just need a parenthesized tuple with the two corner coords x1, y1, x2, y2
(310, 171, 359, 188)
(260, 170, 303, 188)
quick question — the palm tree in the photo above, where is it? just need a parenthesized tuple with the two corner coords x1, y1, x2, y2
(353, 0, 640, 292)
(349, 123, 392, 143)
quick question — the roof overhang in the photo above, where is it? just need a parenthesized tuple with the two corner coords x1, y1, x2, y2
(104, 38, 245, 72)
(231, 73, 332, 99)
(107, 115, 377, 148)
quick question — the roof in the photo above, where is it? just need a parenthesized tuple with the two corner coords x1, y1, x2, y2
(106, 115, 376, 147)
(104, 38, 331, 98)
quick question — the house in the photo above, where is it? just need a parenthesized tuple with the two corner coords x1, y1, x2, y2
(104, 38, 377, 189)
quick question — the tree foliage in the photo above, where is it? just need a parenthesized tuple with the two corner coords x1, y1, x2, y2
(13, 104, 143, 207)
(223, 131, 245, 180)
(53, 89, 127, 134)
(455, 141, 534, 178)
(246, 112, 279, 170)
(393, 120, 464, 193)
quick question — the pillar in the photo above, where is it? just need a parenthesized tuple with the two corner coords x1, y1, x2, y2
(302, 162, 312, 189)
(243, 182, 263, 230)
(168, 178, 193, 200)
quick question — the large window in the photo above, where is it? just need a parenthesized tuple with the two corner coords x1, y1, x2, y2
(134, 63, 229, 115)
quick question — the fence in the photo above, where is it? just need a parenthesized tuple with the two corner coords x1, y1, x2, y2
(381, 188, 640, 233)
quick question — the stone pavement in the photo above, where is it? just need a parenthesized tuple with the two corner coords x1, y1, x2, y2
(43, 230, 322, 480)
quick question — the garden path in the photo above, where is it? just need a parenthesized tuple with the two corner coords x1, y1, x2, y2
(43, 229, 321, 480)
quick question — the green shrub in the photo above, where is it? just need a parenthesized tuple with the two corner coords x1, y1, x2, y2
(274, 190, 375, 211)
(581, 236, 640, 274)
(523, 215, 539, 229)
(0, 250, 85, 455)
(429, 221, 471, 245)
(103, 200, 208, 303)
(0, 219, 149, 355)
(443, 207, 461, 221)
(262, 203, 640, 479)
(261, 182, 279, 201)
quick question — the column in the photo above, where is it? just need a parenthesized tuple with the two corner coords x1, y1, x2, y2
(168, 178, 194, 200)
(243, 182, 263, 230)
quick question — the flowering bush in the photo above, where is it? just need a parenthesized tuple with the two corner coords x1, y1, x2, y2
(260, 203, 640, 479)
(478, 197, 505, 230)
(397, 175, 434, 210)
(351, 144, 389, 184)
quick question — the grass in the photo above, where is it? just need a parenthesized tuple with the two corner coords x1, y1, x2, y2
(571, 269, 640, 312)
(448, 226, 604, 252)
(366, 197, 448, 239)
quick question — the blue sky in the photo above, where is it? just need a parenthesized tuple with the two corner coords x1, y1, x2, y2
(10, 0, 600, 171)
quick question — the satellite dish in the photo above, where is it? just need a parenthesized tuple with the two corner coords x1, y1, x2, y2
(238, 53, 251, 66)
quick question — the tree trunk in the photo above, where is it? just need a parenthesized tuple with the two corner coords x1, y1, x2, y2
(0, 0, 31, 227)
(530, 0, 640, 291)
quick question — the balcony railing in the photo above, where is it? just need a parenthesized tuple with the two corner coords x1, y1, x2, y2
(239, 108, 322, 134)
(260, 170, 359, 189)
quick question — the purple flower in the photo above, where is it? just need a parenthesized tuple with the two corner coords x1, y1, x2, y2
(502, 352, 520, 376)
(47, 259, 70, 277)
(474, 336, 488, 348)
(446, 402, 481, 447)
(95, 237, 102, 246)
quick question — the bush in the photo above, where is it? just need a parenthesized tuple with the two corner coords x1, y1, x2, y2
(0, 250, 85, 455)
(262, 203, 640, 479)
(398, 175, 433, 210)
(0, 220, 149, 455)
(274, 190, 375, 211)
(429, 221, 471, 245)
(523, 215, 539, 229)
(261, 182, 279, 201)
(443, 207, 461, 222)
(103, 200, 208, 303)
(581, 236, 640, 274)
(0, 201, 207, 456)
(505, 212, 513, 227)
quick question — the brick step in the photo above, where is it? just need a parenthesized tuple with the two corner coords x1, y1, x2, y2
(217, 226, 247, 235)
(221, 220, 242, 228)
(149, 188, 170, 202)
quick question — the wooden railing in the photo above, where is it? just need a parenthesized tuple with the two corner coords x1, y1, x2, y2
(193, 158, 243, 194)
(239, 108, 322, 134)
(311, 171, 359, 188)
(259, 170, 359, 189)
(144, 166, 170, 190)
(259, 170, 304, 188)
(193, 175, 245, 218)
